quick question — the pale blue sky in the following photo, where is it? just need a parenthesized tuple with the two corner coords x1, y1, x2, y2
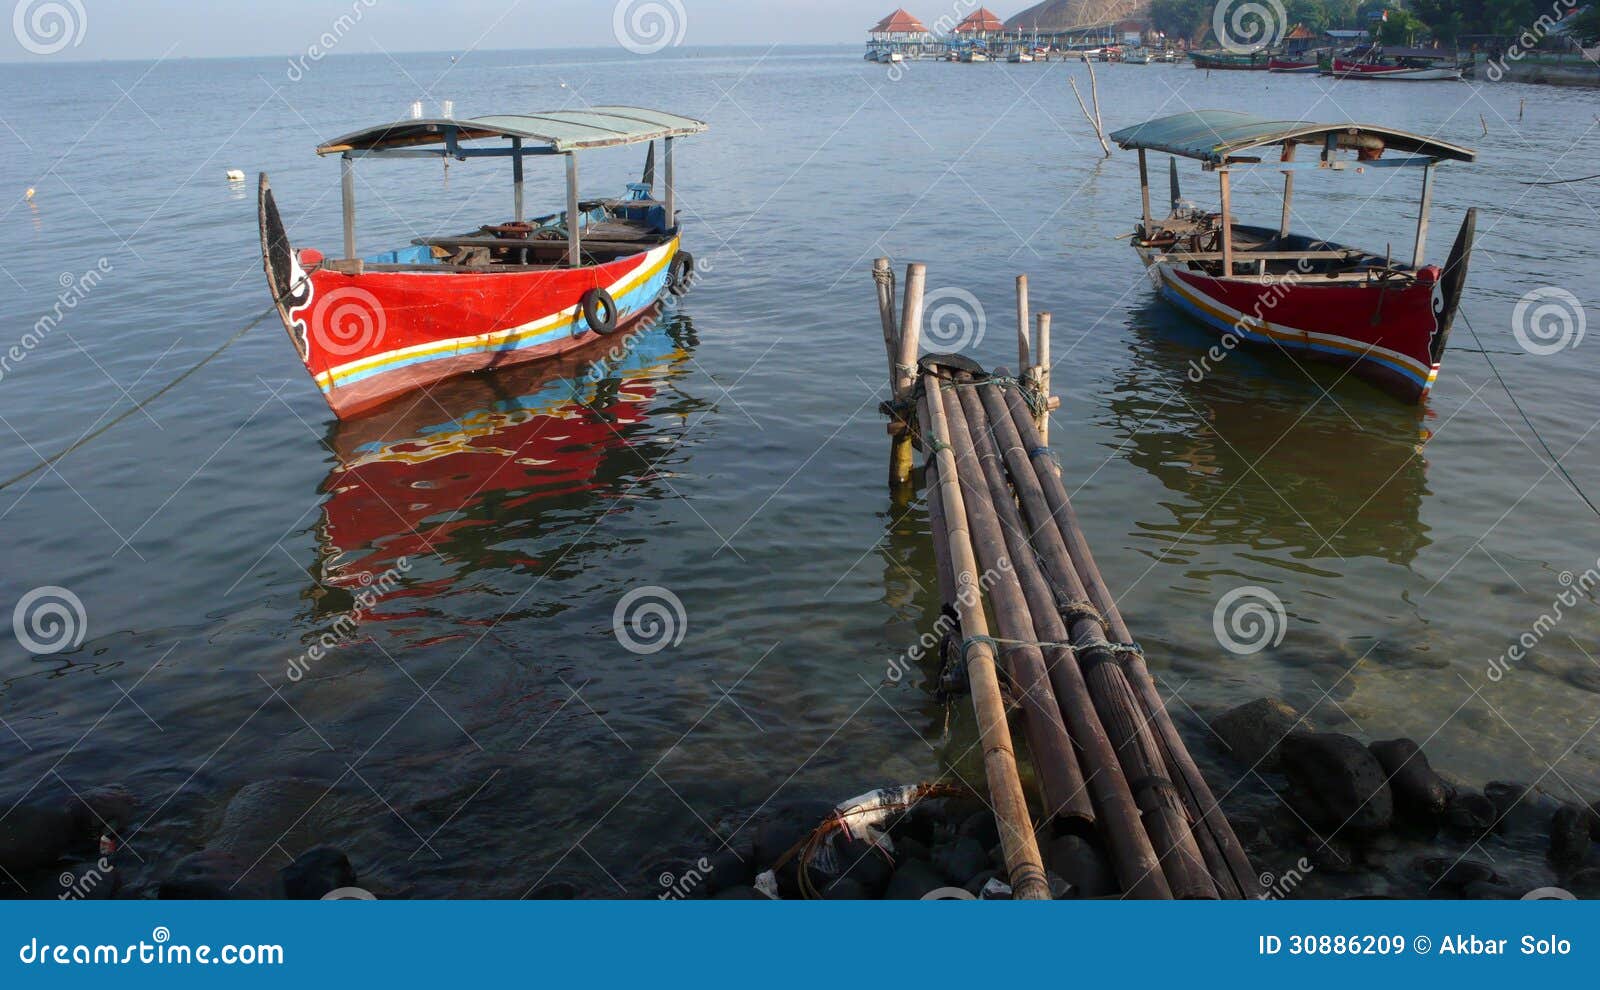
(3, 0, 966, 61)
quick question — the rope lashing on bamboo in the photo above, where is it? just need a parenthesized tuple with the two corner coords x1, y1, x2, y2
(872, 266, 896, 286)
(1056, 598, 1105, 629)
(937, 375, 1047, 415)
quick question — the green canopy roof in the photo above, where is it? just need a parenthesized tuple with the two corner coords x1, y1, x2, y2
(317, 106, 708, 156)
(1108, 110, 1475, 165)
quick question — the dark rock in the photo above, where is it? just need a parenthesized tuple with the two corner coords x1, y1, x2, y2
(834, 838, 892, 895)
(210, 779, 340, 858)
(893, 836, 931, 863)
(0, 785, 133, 874)
(932, 837, 988, 883)
(884, 859, 946, 899)
(160, 849, 284, 899)
(1549, 804, 1596, 867)
(1279, 733, 1393, 833)
(711, 885, 764, 900)
(1210, 698, 1301, 771)
(1486, 781, 1559, 833)
(1045, 835, 1116, 897)
(1462, 880, 1513, 900)
(1046, 873, 1072, 899)
(821, 877, 869, 900)
(1419, 857, 1502, 889)
(528, 881, 577, 899)
(279, 846, 356, 900)
(963, 869, 999, 897)
(1443, 791, 1498, 838)
(1566, 866, 1600, 896)
(751, 801, 833, 866)
(701, 846, 755, 895)
(958, 811, 1000, 849)
(1368, 739, 1452, 822)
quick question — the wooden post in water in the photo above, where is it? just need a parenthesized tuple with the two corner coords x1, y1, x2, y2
(1035, 312, 1052, 445)
(919, 375, 1051, 901)
(874, 258, 900, 393)
(1016, 275, 1031, 373)
(888, 264, 926, 492)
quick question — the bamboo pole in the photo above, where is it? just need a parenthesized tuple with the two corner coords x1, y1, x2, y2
(942, 379, 1095, 831)
(983, 385, 1217, 899)
(920, 394, 958, 613)
(1035, 312, 1052, 445)
(997, 387, 1254, 897)
(959, 383, 1171, 899)
(919, 373, 1051, 900)
(874, 258, 900, 395)
(1016, 275, 1031, 374)
(894, 264, 927, 402)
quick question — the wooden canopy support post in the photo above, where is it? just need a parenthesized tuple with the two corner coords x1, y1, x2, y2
(340, 152, 356, 261)
(1138, 149, 1152, 229)
(1016, 275, 1031, 373)
(512, 138, 525, 222)
(664, 136, 676, 229)
(1278, 143, 1295, 240)
(919, 375, 1051, 901)
(1412, 163, 1436, 269)
(1218, 167, 1234, 276)
(565, 153, 581, 268)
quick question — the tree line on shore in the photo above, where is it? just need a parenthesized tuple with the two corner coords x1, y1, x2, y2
(1148, 0, 1597, 49)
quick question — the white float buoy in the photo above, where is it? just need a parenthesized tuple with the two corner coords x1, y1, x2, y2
(225, 169, 245, 182)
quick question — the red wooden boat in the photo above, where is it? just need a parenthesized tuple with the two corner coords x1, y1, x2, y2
(258, 107, 707, 419)
(1267, 56, 1321, 73)
(1109, 110, 1478, 404)
(1328, 47, 1463, 80)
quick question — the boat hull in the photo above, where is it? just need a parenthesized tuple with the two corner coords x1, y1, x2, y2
(1330, 58, 1462, 80)
(1140, 253, 1446, 403)
(1268, 58, 1321, 73)
(279, 245, 675, 419)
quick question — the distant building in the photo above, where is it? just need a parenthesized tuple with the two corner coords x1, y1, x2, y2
(869, 8, 932, 43)
(954, 7, 1006, 38)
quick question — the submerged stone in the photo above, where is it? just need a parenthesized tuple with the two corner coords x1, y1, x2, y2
(1368, 739, 1452, 822)
(1210, 698, 1301, 772)
(1279, 733, 1393, 833)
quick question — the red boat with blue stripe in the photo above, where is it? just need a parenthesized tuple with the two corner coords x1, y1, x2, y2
(1110, 111, 1477, 404)
(258, 106, 706, 418)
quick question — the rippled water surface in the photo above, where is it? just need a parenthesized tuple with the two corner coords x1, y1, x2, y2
(3, 47, 1599, 897)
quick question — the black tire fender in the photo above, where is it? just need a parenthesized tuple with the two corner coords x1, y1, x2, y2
(668, 251, 695, 297)
(582, 288, 619, 335)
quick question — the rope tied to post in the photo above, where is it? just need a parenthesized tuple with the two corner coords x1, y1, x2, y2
(1056, 597, 1106, 629)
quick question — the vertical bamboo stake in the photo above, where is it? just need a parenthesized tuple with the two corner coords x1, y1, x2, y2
(1035, 312, 1052, 445)
(894, 264, 926, 401)
(1016, 275, 1031, 373)
(874, 257, 900, 395)
(919, 374, 1051, 901)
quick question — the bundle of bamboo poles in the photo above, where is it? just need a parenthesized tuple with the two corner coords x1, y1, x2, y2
(871, 260, 1255, 900)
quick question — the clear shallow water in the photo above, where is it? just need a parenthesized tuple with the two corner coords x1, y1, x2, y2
(2, 47, 1599, 898)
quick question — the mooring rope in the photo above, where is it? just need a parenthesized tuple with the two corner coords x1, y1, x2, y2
(958, 634, 1143, 661)
(1461, 312, 1600, 521)
(0, 277, 305, 494)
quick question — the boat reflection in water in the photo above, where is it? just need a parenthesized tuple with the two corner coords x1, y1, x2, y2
(1109, 311, 1433, 569)
(308, 314, 701, 622)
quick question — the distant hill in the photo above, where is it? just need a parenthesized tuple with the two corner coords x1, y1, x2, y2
(1003, 0, 1150, 33)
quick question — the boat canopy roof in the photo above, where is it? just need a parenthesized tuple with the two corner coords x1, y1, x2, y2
(316, 106, 708, 156)
(1109, 110, 1476, 165)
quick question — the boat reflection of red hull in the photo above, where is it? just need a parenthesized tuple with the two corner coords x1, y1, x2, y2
(315, 325, 690, 612)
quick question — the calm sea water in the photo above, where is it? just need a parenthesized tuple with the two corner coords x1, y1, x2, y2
(3, 46, 1599, 898)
